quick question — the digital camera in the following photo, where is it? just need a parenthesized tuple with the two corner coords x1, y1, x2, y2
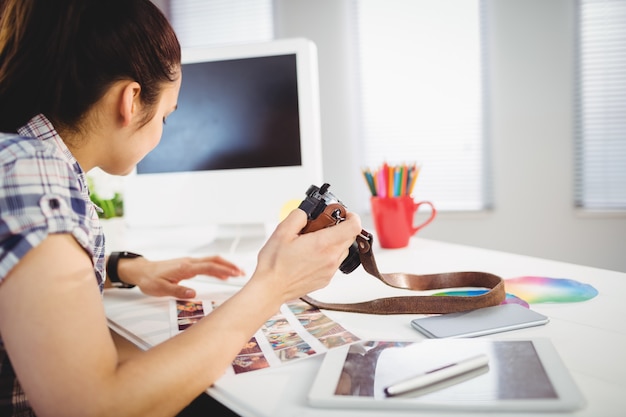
(298, 183, 361, 274)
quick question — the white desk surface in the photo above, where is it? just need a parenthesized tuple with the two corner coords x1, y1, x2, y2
(104, 236, 626, 417)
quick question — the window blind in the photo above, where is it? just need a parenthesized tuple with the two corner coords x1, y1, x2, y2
(352, 0, 490, 211)
(575, 0, 626, 210)
(168, 0, 273, 48)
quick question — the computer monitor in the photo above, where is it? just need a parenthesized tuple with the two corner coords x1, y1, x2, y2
(123, 38, 323, 242)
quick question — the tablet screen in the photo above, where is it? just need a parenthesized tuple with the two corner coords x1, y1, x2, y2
(309, 339, 585, 412)
(335, 340, 555, 399)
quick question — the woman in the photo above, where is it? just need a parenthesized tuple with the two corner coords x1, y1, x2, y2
(0, 1, 361, 416)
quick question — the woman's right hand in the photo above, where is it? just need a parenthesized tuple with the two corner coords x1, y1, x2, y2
(249, 208, 362, 304)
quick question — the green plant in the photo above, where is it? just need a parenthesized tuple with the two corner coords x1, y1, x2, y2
(87, 176, 124, 219)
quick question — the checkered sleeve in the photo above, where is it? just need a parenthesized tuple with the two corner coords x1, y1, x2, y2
(0, 137, 92, 282)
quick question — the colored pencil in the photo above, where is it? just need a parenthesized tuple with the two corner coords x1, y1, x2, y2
(361, 162, 421, 198)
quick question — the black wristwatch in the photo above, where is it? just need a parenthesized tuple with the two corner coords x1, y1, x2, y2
(107, 251, 142, 289)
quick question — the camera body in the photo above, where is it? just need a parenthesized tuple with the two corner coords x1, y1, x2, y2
(298, 183, 361, 274)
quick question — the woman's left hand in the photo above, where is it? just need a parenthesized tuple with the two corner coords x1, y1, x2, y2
(115, 255, 245, 298)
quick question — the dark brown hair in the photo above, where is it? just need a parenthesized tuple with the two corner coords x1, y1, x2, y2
(0, 0, 181, 133)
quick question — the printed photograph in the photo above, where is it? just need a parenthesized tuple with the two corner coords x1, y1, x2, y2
(264, 330, 304, 350)
(296, 311, 332, 328)
(175, 300, 206, 331)
(262, 316, 292, 333)
(176, 300, 205, 319)
(275, 342, 316, 362)
(318, 331, 360, 349)
(287, 300, 319, 315)
(307, 322, 348, 338)
(239, 337, 263, 355)
(177, 316, 204, 331)
(232, 352, 270, 374)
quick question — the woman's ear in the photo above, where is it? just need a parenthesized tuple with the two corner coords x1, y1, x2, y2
(119, 81, 142, 127)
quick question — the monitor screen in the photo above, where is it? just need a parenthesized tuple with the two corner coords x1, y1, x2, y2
(137, 54, 302, 174)
(123, 38, 323, 236)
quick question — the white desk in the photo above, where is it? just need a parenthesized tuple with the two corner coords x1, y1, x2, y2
(104, 237, 626, 417)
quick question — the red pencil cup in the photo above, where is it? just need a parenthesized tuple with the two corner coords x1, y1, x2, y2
(370, 196, 437, 249)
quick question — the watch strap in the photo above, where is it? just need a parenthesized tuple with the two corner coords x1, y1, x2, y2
(107, 251, 142, 289)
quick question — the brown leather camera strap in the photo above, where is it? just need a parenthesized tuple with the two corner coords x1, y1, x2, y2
(301, 230, 506, 314)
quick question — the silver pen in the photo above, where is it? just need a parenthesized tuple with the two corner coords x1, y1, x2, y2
(384, 353, 489, 397)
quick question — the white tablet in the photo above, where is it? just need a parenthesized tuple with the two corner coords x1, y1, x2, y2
(410, 303, 549, 338)
(308, 338, 585, 412)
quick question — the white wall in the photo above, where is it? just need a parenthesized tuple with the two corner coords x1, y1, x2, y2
(273, 0, 626, 272)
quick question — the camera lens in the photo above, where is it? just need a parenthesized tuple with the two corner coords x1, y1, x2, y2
(339, 241, 361, 274)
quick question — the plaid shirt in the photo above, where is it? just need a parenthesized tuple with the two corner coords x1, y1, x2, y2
(0, 114, 105, 416)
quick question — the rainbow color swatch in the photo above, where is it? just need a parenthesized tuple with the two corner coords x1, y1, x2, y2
(503, 276, 598, 303)
(433, 276, 598, 307)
